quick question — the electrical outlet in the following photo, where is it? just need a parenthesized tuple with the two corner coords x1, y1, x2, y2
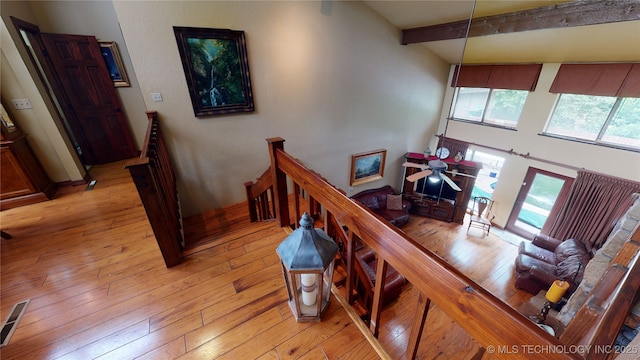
(11, 99, 33, 110)
(151, 93, 163, 102)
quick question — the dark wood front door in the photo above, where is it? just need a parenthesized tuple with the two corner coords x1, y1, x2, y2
(41, 33, 137, 165)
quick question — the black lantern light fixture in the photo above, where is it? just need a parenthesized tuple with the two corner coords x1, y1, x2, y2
(276, 212, 339, 322)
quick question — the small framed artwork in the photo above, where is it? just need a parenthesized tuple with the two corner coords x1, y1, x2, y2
(99, 41, 130, 87)
(350, 149, 387, 186)
(173, 26, 255, 117)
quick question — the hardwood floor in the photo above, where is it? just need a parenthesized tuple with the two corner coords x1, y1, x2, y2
(0, 160, 532, 359)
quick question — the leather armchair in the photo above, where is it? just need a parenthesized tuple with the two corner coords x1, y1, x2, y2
(515, 234, 591, 295)
(354, 246, 405, 313)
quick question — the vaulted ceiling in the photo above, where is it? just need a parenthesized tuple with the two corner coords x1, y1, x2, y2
(364, 0, 640, 65)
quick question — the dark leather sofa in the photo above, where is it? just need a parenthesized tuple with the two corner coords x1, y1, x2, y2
(515, 234, 591, 295)
(350, 185, 411, 227)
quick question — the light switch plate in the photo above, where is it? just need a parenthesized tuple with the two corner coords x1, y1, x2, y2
(151, 93, 163, 102)
(11, 99, 33, 110)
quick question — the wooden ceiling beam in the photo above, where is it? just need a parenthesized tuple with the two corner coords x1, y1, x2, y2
(401, 0, 640, 45)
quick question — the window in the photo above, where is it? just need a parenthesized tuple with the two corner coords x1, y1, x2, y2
(465, 149, 504, 210)
(451, 87, 528, 129)
(545, 94, 640, 150)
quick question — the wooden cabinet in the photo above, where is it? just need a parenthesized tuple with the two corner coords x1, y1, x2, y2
(1, 109, 56, 210)
(408, 196, 456, 222)
(402, 152, 481, 224)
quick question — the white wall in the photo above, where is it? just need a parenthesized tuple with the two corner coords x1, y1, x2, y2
(440, 63, 640, 227)
(5, 0, 636, 225)
(112, 1, 450, 216)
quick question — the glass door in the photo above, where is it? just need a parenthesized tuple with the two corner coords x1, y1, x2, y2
(506, 167, 573, 239)
(465, 150, 504, 208)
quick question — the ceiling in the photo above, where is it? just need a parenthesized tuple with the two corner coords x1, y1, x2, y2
(363, 0, 640, 65)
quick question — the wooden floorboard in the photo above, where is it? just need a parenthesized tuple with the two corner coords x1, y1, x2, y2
(0, 160, 533, 359)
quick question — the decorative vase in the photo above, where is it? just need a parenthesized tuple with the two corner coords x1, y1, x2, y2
(454, 152, 463, 162)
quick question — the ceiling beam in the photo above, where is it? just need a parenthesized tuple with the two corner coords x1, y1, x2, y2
(401, 0, 640, 45)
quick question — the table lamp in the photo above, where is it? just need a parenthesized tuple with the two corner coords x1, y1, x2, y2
(534, 279, 570, 324)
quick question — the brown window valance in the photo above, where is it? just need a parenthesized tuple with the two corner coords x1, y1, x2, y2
(549, 63, 640, 97)
(619, 63, 640, 98)
(451, 64, 542, 91)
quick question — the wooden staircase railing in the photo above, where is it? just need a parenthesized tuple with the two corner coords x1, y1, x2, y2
(245, 168, 323, 224)
(244, 167, 275, 222)
(126, 111, 183, 267)
(263, 137, 580, 360)
(560, 239, 640, 359)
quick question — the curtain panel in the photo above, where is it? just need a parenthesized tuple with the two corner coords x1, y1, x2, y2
(619, 63, 640, 97)
(548, 170, 640, 254)
(451, 64, 542, 91)
(549, 63, 640, 97)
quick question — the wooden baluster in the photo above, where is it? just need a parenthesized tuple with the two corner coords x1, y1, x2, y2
(269, 187, 275, 219)
(346, 230, 356, 305)
(369, 256, 388, 338)
(294, 182, 301, 227)
(254, 195, 260, 221)
(308, 195, 321, 220)
(258, 192, 267, 220)
(267, 137, 290, 228)
(244, 181, 258, 222)
(407, 292, 431, 359)
(307, 194, 315, 220)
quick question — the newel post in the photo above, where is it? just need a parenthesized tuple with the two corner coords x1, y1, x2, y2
(267, 137, 290, 228)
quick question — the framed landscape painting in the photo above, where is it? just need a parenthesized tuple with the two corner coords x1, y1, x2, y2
(99, 41, 130, 87)
(350, 149, 386, 186)
(173, 26, 255, 117)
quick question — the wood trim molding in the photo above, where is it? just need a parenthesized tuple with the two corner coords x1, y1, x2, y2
(56, 178, 90, 188)
(401, 0, 640, 45)
(331, 284, 391, 360)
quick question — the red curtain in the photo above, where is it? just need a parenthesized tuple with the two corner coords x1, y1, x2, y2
(547, 170, 640, 254)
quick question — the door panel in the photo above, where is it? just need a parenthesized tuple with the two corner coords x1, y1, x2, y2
(506, 167, 573, 239)
(41, 33, 137, 164)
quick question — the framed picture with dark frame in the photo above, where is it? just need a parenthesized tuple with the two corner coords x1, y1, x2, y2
(350, 149, 387, 186)
(99, 41, 130, 87)
(173, 26, 255, 117)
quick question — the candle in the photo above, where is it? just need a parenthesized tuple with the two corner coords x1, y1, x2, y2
(545, 280, 570, 303)
(300, 274, 317, 306)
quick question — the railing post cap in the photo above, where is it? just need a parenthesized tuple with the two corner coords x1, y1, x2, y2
(267, 137, 285, 144)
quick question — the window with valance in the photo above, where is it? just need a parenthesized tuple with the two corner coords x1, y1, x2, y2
(450, 64, 542, 129)
(545, 63, 640, 151)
